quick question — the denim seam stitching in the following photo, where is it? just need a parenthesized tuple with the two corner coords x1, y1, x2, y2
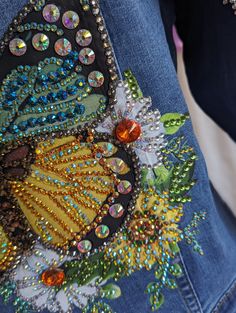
(99, 1, 123, 80)
(177, 252, 204, 313)
(211, 279, 236, 313)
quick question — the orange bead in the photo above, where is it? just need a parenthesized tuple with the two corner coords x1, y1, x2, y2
(115, 119, 141, 143)
(41, 267, 65, 287)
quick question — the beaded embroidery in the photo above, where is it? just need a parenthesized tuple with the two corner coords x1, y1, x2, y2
(0, 1, 206, 312)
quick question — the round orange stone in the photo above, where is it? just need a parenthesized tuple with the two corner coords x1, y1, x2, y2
(115, 119, 141, 143)
(41, 268, 65, 287)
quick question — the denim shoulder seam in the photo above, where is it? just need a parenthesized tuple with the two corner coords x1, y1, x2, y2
(211, 279, 236, 313)
(176, 252, 204, 313)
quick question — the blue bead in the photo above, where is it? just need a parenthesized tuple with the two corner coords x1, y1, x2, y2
(8, 124, 19, 133)
(48, 71, 59, 82)
(28, 118, 37, 128)
(75, 76, 86, 88)
(47, 92, 58, 102)
(37, 116, 47, 125)
(28, 96, 38, 106)
(38, 73, 48, 82)
(63, 59, 74, 70)
(57, 111, 67, 121)
(68, 51, 79, 60)
(57, 67, 67, 78)
(57, 90, 68, 100)
(74, 103, 85, 115)
(38, 96, 48, 105)
(7, 92, 17, 100)
(17, 75, 28, 85)
(18, 120, 28, 131)
(47, 114, 57, 123)
(67, 85, 78, 95)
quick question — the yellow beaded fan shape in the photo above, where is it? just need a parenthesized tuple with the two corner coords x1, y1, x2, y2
(9, 136, 130, 247)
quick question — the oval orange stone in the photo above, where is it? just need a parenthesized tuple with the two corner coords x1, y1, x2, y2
(115, 119, 141, 143)
(41, 267, 65, 287)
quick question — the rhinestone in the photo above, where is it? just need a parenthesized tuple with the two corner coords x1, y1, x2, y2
(109, 204, 125, 218)
(9, 38, 27, 56)
(32, 33, 49, 51)
(95, 225, 110, 239)
(88, 71, 104, 87)
(43, 4, 60, 23)
(76, 29, 92, 46)
(62, 11, 80, 29)
(116, 119, 142, 143)
(107, 158, 127, 174)
(54, 38, 72, 56)
(77, 240, 92, 253)
(97, 142, 117, 157)
(41, 268, 65, 287)
(117, 180, 132, 194)
(79, 48, 95, 65)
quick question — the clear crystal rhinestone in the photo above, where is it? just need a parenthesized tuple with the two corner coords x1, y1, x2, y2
(62, 11, 80, 29)
(109, 204, 125, 218)
(79, 48, 95, 65)
(77, 240, 92, 253)
(9, 38, 27, 56)
(43, 4, 60, 23)
(76, 29, 92, 47)
(107, 158, 126, 174)
(54, 38, 72, 56)
(95, 225, 110, 239)
(32, 33, 49, 51)
(88, 71, 104, 87)
(117, 180, 132, 194)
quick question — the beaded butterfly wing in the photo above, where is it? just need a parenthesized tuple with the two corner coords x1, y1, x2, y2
(0, 1, 206, 312)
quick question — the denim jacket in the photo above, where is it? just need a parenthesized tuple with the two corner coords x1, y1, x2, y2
(0, 1, 236, 313)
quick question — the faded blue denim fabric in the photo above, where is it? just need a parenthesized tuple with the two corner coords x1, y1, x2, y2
(1, 0, 236, 313)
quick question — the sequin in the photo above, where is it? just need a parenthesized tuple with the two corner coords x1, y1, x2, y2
(77, 240, 92, 253)
(76, 29, 92, 46)
(109, 204, 125, 218)
(62, 11, 80, 29)
(88, 71, 104, 88)
(9, 38, 27, 56)
(116, 119, 142, 143)
(42, 4, 60, 23)
(54, 38, 72, 56)
(95, 225, 110, 239)
(79, 48, 95, 65)
(32, 33, 49, 51)
(41, 268, 65, 287)
(117, 180, 132, 194)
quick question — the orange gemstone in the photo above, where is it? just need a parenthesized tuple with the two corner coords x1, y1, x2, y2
(41, 268, 65, 287)
(115, 119, 141, 143)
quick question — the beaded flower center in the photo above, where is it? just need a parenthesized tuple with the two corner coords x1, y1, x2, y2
(41, 267, 65, 287)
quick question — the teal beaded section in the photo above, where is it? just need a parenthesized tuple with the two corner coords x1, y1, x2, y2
(17, 23, 64, 36)
(0, 52, 108, 143)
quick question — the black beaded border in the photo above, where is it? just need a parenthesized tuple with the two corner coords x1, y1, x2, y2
(0, 0, 119, 142)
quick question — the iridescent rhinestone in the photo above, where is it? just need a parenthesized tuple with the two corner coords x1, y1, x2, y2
(76, 29, 92, 46)
(54, 38, 72, 56)
(98, 142, 117, 157)
(32, 33, 49, 51)
(62, 11, 80, 29)
(43, 4, 60, 23)
(107, 158, 126, 174)
(95, 225, 110, 239)
(9, 38, 27, 56)
(88, 71, 104, 88)
(117, 180, 132, 194)
(79, 48, 95, 65)
(77, 240, 92, 253)
(109, 204, 125, 219)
